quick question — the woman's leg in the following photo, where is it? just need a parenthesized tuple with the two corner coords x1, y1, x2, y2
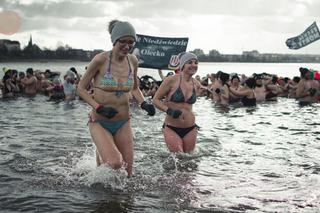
(182, 127, 198, 153)
(113, 120, 134, 177)
(89, 123, 123, 170)
(163, 125, 184, 153)
(96, 149, 101, 166)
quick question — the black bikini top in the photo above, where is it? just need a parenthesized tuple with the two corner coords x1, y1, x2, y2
(169, 75, 197, 104)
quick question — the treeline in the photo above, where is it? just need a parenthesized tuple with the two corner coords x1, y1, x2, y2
(190, 49, 320, 63)
(0, 44, 102, 62)
(1, 44, 320, 63)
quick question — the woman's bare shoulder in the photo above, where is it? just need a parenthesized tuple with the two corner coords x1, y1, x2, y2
(92, 51, 108, 65)
(163, 75, 179, 84)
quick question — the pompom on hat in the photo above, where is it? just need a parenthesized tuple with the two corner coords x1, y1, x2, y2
(2, 67, 11, 74)
(178, 52, 198, 70)
(110, 21, 137, 45)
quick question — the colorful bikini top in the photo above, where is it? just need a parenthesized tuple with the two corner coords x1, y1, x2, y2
(99, 51, 134, 96)
(169, 75, 197, 104)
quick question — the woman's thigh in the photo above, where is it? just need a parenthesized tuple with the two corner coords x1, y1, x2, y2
(113, 120, 134, 175)
(182, 127, 198, 153)
(163, 125, 184, 153)
(89, 122, 122, 164)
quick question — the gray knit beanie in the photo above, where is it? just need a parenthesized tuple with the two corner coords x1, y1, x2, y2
(110, 21, 137, 44)
(179, 52, 198, 70)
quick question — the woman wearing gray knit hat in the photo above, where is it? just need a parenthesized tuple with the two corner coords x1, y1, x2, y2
(77, 20, 155, 177)
(152, 52, 203, 153)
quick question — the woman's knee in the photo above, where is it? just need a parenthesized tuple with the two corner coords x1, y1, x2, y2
(182, 139, 196, 153)
(165, 140, 183, 153)
(183, 143, 196, 153)
(101, 154, 123, 170)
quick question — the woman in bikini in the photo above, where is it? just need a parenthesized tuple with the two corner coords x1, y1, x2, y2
(229, 77, 256, 107)
(77, 20, 155, 177)
(152, 52, 202, 153)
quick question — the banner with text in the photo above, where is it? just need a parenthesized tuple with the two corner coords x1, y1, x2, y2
(132, 34, 188, 70)
(286, 22, 320, 50)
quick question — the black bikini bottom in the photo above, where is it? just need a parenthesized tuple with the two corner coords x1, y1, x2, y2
(163, 123, 199, 139)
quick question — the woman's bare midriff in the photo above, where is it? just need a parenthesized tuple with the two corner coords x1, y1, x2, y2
(164, 102, 195, 127)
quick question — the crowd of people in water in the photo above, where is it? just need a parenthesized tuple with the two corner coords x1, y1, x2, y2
(1, 65, 319, 106)
(140, 67, 320, 106)
(1, 19, 320, 177)
(0, 67, 79, 101)
(0, 67, 320, 106)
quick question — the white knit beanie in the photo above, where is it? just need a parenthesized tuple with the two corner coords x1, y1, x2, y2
(111, 21, 137, 44)
(178, 52, 198, 70)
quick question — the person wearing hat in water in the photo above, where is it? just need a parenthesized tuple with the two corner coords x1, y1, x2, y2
(63, 69, 77, 101)
(77, 20, 155, 177)
(2, 67, 15, 98)
(152, 52, 203, 153)
(213, 72, 230, 105)
(296, 67, 319, 105)
(69, 67, 81, 85)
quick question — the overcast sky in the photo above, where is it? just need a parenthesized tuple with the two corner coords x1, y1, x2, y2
(1, 0, 320, 54)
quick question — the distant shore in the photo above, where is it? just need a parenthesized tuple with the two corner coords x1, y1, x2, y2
(0, 59, 89, 63)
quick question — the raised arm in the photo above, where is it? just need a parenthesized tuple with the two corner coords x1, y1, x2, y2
(158, 69, 165, 80)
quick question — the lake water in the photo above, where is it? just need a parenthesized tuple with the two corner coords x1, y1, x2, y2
(1, 61, 320, 212)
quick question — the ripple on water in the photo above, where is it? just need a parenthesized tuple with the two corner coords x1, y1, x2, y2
(1, 94, 320, 212)
(242, 139, 264, 146)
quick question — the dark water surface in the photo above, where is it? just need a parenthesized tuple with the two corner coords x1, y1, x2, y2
(1, 96, 320, 212)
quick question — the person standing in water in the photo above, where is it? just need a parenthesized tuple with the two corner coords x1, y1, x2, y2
(152, 52, 202, 153)
(296, 67, 319, 105)
(77, 20, 155, 177)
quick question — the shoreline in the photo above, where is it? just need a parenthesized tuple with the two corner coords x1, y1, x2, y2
(1, 60, 320, 64)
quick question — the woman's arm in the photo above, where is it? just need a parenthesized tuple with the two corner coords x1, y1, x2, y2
(129, 55, 156, 115)
(229, 86, 249, 97)
(21, 76, 36, 85)
(194, 77, 211, 96)
(158, 69, 165, 80)
(295, 80, 310, 98)
(77, 53, 104, 109)
(129, 55, 146, 104)
(152, 77, 173, 112)
(221, 84, 230, 100)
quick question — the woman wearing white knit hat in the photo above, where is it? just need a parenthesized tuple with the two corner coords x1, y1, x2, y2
(153, 52, 203, 153)
(77, 20, 155, 177)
